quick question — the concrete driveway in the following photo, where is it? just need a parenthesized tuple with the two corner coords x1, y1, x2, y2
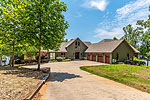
(32, 60, 150, 100)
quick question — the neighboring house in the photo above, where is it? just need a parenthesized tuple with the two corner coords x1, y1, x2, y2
(49, 38, 140, 64)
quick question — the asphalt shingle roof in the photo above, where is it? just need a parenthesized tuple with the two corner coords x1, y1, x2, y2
(85, 39, 139, 53)
(49, 38, 139, 53)
(84, 42, 92, 47)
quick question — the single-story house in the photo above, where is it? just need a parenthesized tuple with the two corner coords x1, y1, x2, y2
(48, 38, 140, 64)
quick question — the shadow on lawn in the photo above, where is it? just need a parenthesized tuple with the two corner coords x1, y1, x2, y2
(0, 67, 49, 80)
(50, 72, 81, 82)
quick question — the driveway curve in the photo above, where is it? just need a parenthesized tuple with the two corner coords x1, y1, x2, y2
(38, 60, 150, 100)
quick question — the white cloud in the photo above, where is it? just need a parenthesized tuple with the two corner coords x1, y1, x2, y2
(94, 0, 150, 39)
(94, 28, 123, 39)
(82, 0, 108, 11)
(116, 0, 150, 21)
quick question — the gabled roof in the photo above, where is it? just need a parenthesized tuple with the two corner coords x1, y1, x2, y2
(49, 38, 88, 53)
(84, 42, 92, 47)
(48, 42, 68, 53)
(65, 38, 77, 47)
(85, 39, 139, 53)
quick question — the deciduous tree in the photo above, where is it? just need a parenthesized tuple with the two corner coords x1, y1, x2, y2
(0, 0, 28, 67)
(25, 0, 69, 70)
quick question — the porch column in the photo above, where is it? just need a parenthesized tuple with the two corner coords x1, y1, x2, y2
(110, 53, 112, 64)
(96, 54, 98, 62)
(90, 53, 92, 60)
(103, 54, 105, 63)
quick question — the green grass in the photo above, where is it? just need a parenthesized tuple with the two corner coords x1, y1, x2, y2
(0, 66, 21, 68)
(80, 64, 150, 93)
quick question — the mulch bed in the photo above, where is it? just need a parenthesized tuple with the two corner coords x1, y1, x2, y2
(0, 67, 48, 100)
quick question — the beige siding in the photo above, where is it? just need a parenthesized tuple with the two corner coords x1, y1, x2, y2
(112, 41, 134, 61)
(66, 42, 75, 59)
(66, 39, 88, 59)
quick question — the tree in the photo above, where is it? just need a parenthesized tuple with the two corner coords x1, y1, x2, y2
(25, 0, 69, 70)
(121, 24, 141, 48)
(146, 52, 150, 66)
(63, 39, 68, 42)
(0, 0, 28, 67)
(113, 37, 118, 40)
(136, 6, 150, 63)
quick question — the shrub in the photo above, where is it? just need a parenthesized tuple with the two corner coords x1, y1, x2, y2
(49, 60, 58, 63)
(56, 57, 63, 62)
(133, 57, 146, 66)
(63, 59, 71, 62)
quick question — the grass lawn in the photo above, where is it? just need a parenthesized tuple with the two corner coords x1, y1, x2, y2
(80, 64, 150, 93)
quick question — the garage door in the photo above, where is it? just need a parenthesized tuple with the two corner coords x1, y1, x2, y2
(98, 54, 103, 62)
(105, 54, 110, 64)
(92, 54, 96, 61)
(87, 54, 90, 60)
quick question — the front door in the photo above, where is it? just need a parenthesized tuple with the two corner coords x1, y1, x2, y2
(75, 52, 80, 59)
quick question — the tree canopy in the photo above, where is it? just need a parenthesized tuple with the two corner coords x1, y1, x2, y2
(0, 0, 69, 69)
(0, 0, 29, 67)
(121, 6, 150, 64)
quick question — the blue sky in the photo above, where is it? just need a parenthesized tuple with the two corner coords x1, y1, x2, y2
(62, 0, 150, 43)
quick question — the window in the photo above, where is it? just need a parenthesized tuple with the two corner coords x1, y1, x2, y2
(75, 41, 78, 46)
(75, 41, 78, 48)
(116, 53, 119, 61)
(127, 53, 130, 60)
(78, 41, 80, 46)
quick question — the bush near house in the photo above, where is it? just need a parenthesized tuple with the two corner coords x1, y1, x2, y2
(62, 59, 72, 62)
(133, 57, 146, 65)
(49, 60, 58, 63)
(49, 58, 71, 63)
(80, 64, 150, 93)
(56, 57, 64, 62)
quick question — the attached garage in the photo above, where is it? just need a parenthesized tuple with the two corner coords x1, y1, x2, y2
(87, 53, 90, 60)
(92, 54, 96, 61)
(105, 54, 110, 64)
(85, 39, 140, 64)
(98, 54, 103, 62)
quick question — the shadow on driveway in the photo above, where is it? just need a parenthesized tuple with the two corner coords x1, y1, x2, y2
(50, 72, 81, 82)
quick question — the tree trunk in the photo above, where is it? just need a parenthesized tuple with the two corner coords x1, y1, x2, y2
(38, 47, 41, 70)
(147, 56, 149, 66)
(12, 52, 15, 67)
(12, 41, 15, 67)
(38, 2, 42, 70)
(0, 57, 2, 66)
(9, 56, 12, 66)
